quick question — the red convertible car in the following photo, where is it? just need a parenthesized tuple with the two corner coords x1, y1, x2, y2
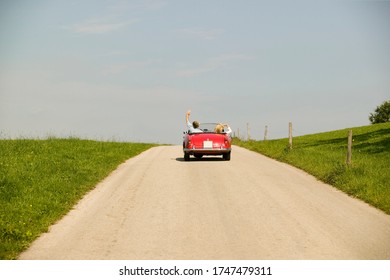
(183, 123, 232, 161)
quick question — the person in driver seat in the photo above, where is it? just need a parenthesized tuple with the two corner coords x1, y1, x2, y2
(186, 110, 203, 133)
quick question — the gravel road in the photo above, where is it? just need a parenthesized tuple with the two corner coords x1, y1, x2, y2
(19, 145, 390, 259)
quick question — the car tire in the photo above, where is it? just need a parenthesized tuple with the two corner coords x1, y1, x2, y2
(223, 152, 231, 161)
(184, 152, 190, 161)
(194, 154, 203, 159)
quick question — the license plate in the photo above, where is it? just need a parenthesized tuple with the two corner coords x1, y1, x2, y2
(203, 140, 213, 148)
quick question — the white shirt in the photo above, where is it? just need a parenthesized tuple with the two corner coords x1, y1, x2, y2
(224, 126, 232, 135)
(187, 121, 203, 133)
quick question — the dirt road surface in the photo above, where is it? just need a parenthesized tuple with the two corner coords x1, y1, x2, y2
(19, 145, 390, 259)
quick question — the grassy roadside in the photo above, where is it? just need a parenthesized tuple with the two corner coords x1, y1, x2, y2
(0, 138, 157, 260)
(234, 123, 390, 215)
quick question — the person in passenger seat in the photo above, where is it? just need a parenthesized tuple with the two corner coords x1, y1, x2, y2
(215, 123, 232, 135)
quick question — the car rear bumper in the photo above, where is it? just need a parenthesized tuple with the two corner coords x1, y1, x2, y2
(183, 148, 231, 154)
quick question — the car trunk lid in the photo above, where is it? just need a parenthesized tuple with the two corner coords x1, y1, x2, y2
(190, 133, 227, 149)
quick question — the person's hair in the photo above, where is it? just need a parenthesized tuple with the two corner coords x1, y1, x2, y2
(215, 124, 223, 133)
(193, 121, 200, 128)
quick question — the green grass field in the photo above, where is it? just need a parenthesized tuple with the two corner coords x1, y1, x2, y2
(234, 123, 390, 215)
(1, 125, 388, 259)
(0, 138, 156, 260)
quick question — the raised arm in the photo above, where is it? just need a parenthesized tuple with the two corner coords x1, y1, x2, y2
(224, 125, 232, 134)
(186, 110, 191, 124)
(220, 123, 232, 134)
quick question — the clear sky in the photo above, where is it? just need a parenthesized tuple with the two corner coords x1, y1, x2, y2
(1, 0, 389, 144)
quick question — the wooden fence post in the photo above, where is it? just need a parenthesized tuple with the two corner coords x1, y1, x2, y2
(288, 122, 293, 149)
(347, 130, 353, 165)
(264, 125, 268, 141)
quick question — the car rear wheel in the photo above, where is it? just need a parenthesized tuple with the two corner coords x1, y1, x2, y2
(223, 152, 231, 161)
(184, 152, 190, 161)
(194, 154, 203, 159)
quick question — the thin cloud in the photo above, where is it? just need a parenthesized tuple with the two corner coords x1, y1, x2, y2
(102, 59, 160, 75)
(177, 28, 224, 40)
(109, 0, 167, 12)
(177, 54, 255, 77)
(102, 63, 132, 76)
(65, 19, 137, 34)
(101, 50, 132, 57)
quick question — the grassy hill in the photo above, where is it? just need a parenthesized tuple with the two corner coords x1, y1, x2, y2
(0, 138, 156, 259)
(234, 123, 390, 215)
